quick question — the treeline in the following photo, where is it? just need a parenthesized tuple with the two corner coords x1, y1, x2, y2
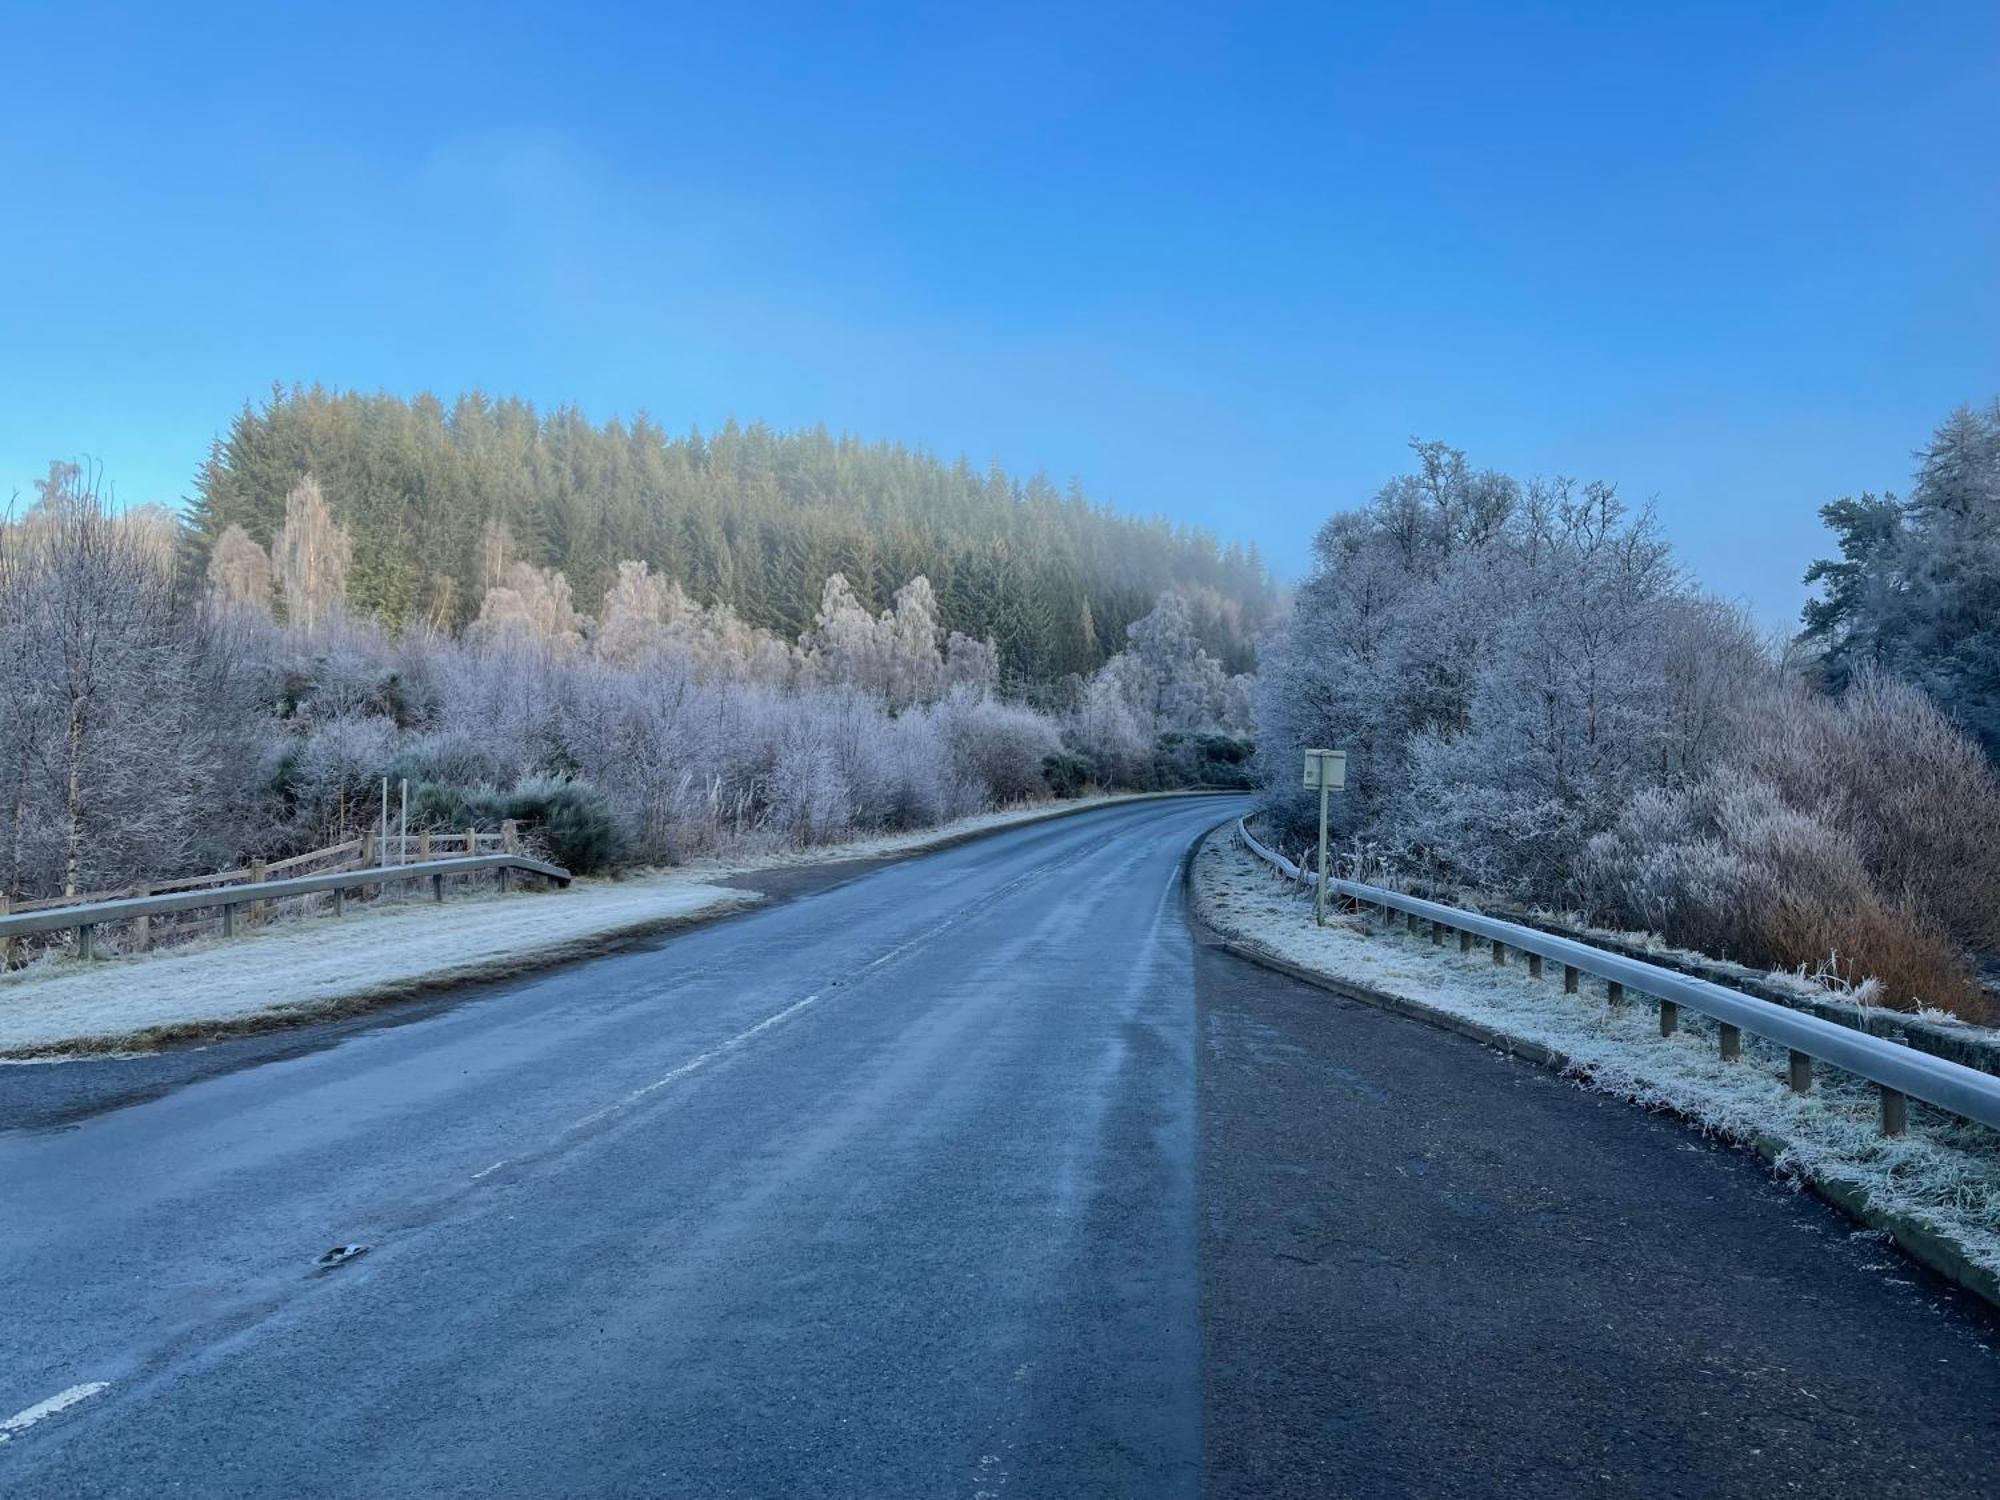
(184, 386, 1278, 684)
(1260, 420, 2000, 1020)
(2, 463, 1255, 920)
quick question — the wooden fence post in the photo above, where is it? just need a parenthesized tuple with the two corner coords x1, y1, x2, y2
(135, 884, 154, 951)
(249, 859, 267, 927)
(501, 819, 518, 854)
(1, 892, 16, 969)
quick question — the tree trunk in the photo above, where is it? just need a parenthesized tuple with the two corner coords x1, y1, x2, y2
(64, 698, 86, 898)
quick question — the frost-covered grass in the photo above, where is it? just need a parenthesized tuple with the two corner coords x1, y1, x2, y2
(0, 792, 1189, 1058)
(0, 874, 752, 1057)
(1194, 830, 2000, 1286)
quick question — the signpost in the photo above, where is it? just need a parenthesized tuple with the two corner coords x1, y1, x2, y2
(1302, 748, 1347, 926)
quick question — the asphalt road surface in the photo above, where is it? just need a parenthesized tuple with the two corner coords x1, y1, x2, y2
(3, 797, 1998, 1497)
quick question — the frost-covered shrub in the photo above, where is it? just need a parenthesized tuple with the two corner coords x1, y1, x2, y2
(939, 690, 1063, 805)
(1577, 764, 1985, 1017)
(767, 717, 855, 845)
(278, 713, 399, 844)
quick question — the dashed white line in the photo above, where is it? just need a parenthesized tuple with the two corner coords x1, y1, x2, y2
(565, 990, 825, 1134)
(0, 1382, 110, 1445)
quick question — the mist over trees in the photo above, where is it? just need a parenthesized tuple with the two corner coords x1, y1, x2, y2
(1260, 433, 2000, 1016)
(184, 386, 1277, 684)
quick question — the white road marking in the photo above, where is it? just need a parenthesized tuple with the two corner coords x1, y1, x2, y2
(0, 1382, 110, 1445)
(565, 991, 824, 1134)
(470, 1159, 509, 1180)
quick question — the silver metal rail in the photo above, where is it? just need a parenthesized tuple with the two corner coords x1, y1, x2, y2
(1235, 818, 2000, 1137)
(0, 854, 572, 960)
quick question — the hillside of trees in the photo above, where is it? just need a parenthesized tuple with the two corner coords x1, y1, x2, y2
(183, 386, 1278, 686)
(1259, 414, 2000, 1021)
(1, 458, 1256, 929)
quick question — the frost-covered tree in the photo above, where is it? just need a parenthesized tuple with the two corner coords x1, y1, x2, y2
(271, 475, 351, 632)
(1259, 442, 1764, 894)
(1, 472, 256, 899)
(1802, 398, 2000, 756)
(207, 524, 274, 614)
(474, 562, 584, 652)
(800, 573, 948, 709)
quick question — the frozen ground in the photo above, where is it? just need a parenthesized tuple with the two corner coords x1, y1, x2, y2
(1192, 828, 2000, 1286)
(0, 793, 1176, 1057)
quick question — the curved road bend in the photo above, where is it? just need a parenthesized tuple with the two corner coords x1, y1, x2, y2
(0, 797, 1995, 1496)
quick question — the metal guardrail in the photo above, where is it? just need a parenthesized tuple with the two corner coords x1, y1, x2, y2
(1235, 818, 2000, 1138)
(0, 854, 572, 961)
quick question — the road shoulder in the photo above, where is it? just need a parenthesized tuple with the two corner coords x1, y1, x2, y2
(1190, 848, 2000, 1497)
(1189, 826, 2000, 1312)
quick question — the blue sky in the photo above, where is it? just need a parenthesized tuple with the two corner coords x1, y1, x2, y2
(3, 1, 1994, 627)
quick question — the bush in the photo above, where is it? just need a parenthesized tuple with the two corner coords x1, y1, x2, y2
(1151, 732, 1256, 789)
(1577, 762, 1990, 1020)
(1041, 751, 1097, 799)
(939, 690, 1063, 805)
(503, 775, 619, 874)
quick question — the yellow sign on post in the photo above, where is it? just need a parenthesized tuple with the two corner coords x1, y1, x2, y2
(1303, 749, 1347, 925)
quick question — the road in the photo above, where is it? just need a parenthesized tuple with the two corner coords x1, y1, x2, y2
(2, 796, 1998, 1497)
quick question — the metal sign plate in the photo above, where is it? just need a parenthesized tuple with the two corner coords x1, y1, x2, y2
(1303, 748, 1347, 790)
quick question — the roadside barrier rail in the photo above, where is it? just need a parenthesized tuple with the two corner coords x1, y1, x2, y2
(0, 854, 571, 964)
(1235, 817, 2000, 1138)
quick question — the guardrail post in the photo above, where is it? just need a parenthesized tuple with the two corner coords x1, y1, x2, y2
(1880, 1087, 1908, 1136)
(1718, 1023, 1741, 1060)
(1563, 964, 1579, 994)
(1429, 920, 1443, 947)
(1458, 930, 1473, 955)
(498, 865, 510, 894)
(77, 922, 95, 961)
(1788, 1050, 1813, 1093)
(1527, 953, 1543, 979)
(1659, 999, 1678, 1037)
(332, 884, 345, 918)
(1607, 980, 1625, 1009)
(431, 872, 445, 904)
(1491, 940, 1506, 966)
(222, 902, 237, 938)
